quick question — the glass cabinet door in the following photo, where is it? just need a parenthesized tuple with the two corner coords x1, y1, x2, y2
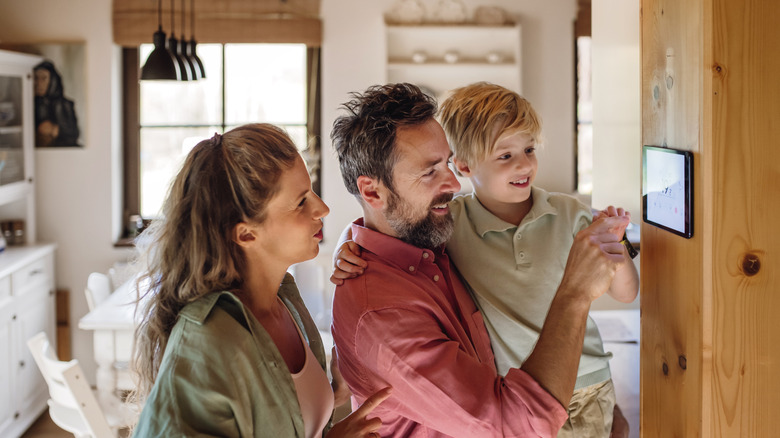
(0, 75, 24, 187)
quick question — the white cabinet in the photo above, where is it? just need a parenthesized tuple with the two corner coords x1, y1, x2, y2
(0, 49, 56, 438)
(385, 24, 522, 100)
(0, 49, 39, 244)
(0, 246, 56, 438)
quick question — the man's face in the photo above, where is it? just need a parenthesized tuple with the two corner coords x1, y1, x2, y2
(384, 119, 461, 249)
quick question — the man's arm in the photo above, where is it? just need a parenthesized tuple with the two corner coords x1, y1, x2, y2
(521, 216, 629, 406)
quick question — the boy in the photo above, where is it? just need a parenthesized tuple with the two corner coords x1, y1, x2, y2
(334, 82, 638, 437)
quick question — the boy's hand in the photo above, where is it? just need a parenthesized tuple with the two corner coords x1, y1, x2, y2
(593, 205, 631, 240)
(329, 240, 368, 285)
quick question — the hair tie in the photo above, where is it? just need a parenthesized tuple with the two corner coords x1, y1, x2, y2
(212, 132, 222, 145)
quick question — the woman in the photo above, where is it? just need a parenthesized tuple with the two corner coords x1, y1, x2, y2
(132, 124, 390, 437)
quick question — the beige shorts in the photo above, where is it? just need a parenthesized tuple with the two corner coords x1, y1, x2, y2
(556, 379, 616, 438)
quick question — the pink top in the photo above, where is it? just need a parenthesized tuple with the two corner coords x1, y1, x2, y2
(285, 300, 334, 438)
(331, 219, 568, 438)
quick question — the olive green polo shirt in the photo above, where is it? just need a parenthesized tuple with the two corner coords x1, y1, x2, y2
(133, 273, 331, 437)
(448, 187, 612, 389)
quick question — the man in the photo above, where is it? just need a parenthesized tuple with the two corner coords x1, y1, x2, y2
(330, 83, 629, 437)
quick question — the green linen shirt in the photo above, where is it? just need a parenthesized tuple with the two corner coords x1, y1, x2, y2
(133, 273, 332, 437)
(448, 187, 612, 390)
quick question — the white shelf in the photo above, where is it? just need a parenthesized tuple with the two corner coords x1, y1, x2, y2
(385, 23, 522, 98)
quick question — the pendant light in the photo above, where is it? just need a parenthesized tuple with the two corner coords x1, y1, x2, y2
(179, 0, 200, 79)
(168, 0, 193, 80)
(187, 0, 206, 79)
(140, 0, 180, 80)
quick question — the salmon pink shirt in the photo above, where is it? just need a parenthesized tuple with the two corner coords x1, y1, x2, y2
(331, 219, 568, 438)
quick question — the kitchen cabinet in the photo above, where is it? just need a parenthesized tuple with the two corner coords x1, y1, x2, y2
(0, 246, 56, 437)
(385, 24, 522, 99)
(0, 49, 57, 438)
(0, 49, 38, 244)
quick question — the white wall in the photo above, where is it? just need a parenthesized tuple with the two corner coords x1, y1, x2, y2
(0, 0, 584, 381)
(591, 0, 641, 216)
(590, 0, 641, 310)
(0, 0, 135, 382)
(320, 0, 579, 257)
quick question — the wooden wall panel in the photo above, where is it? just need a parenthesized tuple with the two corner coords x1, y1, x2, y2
(640, 0, 705, 436)
(709, 0, 780, 435)
(641, 0, 780, 436)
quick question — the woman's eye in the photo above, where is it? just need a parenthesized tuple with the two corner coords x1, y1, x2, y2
(498, 154, 511, 160)
(525, 147, 536, 154)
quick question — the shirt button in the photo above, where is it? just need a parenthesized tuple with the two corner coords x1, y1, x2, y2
(433, 275, 440, 282)
(516, 234, 522, 240)
(409, 266, 415, 272)
(422, 253, 429, 259)
(519, 252, 525, 259)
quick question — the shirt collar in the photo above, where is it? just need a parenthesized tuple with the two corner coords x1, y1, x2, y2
(351, 218, 446, 273)
(465, 186, 559, 237)
(179, 273, 298, 326)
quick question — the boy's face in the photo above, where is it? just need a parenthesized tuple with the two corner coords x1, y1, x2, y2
(457, 130, 537, 218)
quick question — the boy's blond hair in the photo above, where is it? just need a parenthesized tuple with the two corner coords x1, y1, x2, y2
(439, 82, 542, 167)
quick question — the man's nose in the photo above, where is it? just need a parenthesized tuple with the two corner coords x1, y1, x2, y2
(442, 168, 461, 193)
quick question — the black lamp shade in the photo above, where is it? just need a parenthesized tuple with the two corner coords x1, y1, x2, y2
(168, 35, 193, 81)
(141, 29, 180, 80)
(187, 39, 206, 79)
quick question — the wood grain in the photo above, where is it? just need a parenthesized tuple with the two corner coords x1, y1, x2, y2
(642, 0, 780, 435)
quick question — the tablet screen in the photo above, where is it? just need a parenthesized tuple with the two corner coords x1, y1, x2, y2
(642, 146, 693, 238)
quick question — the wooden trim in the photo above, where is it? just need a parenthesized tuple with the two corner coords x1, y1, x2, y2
(575, 0, 592, 38)
(121, 48, 140, 241)
(113, 0, 322, 46)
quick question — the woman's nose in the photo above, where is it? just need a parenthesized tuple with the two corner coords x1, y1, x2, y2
(314, 195, 330, 219)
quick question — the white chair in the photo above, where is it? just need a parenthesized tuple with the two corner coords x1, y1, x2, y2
(85, 272, 112, 312)
(27, 332, 119, 438)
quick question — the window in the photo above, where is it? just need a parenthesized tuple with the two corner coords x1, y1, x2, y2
(576, 36, 593, 194)
(122, 44, 320, 237)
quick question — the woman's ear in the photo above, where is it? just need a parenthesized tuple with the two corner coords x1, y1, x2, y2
(452, 157, 472, 177)
(356, 175, 386, 209)
(232, 222, 257, 248)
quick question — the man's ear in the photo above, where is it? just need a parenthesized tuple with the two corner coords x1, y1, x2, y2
(452, 157, 472, 177)
(356, 175, 386, 209)
(232, 222, 257, 248)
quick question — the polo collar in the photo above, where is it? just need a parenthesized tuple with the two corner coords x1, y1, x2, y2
(465, 186, 559, 237)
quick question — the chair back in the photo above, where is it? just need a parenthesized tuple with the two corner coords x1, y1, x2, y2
(85, 272, 112, 311)
(27, 332, 114, 438)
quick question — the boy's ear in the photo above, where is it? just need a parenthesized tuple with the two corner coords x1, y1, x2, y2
(356, 175, 386, 209)
(232, 222, 257, 248)
(452, 157, 472, 177)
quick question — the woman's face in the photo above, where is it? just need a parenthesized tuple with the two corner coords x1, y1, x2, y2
(34, 69, 50, 96)
(252, 155, 329, 266)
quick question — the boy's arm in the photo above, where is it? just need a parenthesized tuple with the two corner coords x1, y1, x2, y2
(606, 246, 639, 303)
(593, 206, 639, 303)
(330, 223, 367, 285)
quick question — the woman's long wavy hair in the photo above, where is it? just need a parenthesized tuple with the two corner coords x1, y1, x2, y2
(131, 123, 299, 402)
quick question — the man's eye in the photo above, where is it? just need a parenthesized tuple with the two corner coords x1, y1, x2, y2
(424, 169, 435, 177)
(298, 197, 307, 207)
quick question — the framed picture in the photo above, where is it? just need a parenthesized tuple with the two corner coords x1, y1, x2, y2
(1, 42, 86, 148)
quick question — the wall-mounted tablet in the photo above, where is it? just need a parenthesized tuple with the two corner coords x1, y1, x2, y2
(642, 145, 693, 238)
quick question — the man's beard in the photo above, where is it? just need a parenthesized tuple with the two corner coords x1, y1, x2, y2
(386, 191, 455, 250)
